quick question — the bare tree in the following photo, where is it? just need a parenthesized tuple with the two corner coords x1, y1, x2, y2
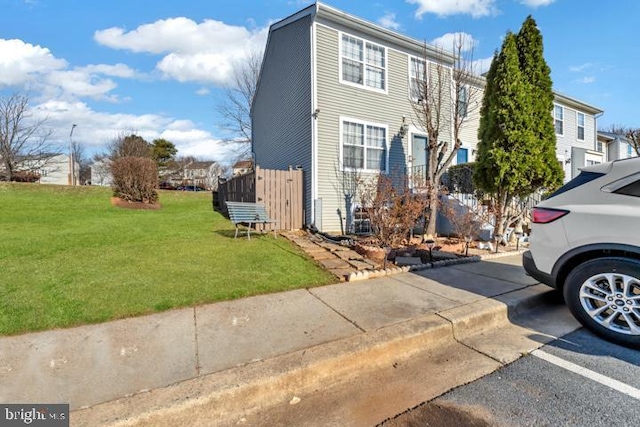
(107, 131, 152, 159)
(602, 124, 640, 156)
(0, 93, 56, 181)
(217, 49, 263, 159)
(411, 35, 481, 236)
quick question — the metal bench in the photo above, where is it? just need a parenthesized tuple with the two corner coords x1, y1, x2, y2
(225, 201, 278, 240)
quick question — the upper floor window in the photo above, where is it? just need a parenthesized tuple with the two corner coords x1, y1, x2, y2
(596, 140, 603, 153)
(577, 112, 585, 141)
(409, 57, 426, 101)
(457, 85, 468, 118)
(554, 105, 564, 136)
(341, 34, 386, 91)
(341, 119, 387, 172)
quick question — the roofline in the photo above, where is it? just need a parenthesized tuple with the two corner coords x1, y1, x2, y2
(553, 90, 603, 115)
(269, 2, 454, 64)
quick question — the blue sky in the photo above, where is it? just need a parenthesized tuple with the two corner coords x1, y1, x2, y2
(1, 0, 637, 164)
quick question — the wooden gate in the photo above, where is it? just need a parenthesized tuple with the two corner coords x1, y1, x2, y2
(218, 166, 304, 231)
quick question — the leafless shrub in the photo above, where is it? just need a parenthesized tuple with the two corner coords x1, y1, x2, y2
(110, 157, 159, 203)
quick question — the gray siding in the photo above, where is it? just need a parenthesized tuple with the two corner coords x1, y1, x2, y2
(252, 16, 313, 223)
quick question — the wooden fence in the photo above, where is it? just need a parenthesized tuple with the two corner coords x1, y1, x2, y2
(217, 166, 304, 231)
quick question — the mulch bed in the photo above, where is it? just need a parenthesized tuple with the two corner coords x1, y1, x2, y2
(110, 197, 162, 210)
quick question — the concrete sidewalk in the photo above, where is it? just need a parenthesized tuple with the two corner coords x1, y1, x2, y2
(0, 254, 569, 426)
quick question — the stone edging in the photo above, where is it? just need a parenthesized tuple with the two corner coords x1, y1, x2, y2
(346, 255, 482, 282)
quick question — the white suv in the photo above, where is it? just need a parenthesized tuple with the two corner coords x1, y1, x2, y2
(523, 157, 640, 348)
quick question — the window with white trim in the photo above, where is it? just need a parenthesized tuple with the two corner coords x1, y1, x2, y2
(628, 143, 634, 157)
(341, 34, 386, 91)
(596, 140, 603, 152)
(342, 119, 387, 172)
(577, 112, 585, 141)
(554, 105, 564, 135)
(409, 57, 425, 101)
(457, 85, 468, 118)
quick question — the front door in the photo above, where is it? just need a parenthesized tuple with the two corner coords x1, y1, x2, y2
(412, 135, 428, 183)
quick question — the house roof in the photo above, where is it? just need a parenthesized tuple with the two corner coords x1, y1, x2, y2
(269, 2, 455, 64)
(233, 160, 253, 169)
(598, 130, 628, 143)
(260, 2, 603, 117)
(553, 91, 603, 115)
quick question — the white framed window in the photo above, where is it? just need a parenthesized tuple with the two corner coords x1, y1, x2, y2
(577, 112, 585, 141)
(554, 105, 564, 136)
(596, 140, 603, 153)
(409, 57, 426, 101)
(628, 143, 634, 157)
(340, 33, 386, 92)
(457, 85, 468, 118)
(341, 117, 387, 172)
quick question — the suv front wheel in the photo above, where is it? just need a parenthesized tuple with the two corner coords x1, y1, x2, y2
(564, 257, 640, 348)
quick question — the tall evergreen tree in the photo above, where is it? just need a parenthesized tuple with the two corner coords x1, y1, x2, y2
(475, 17, 562, 236)
(517, 16, 563, 188)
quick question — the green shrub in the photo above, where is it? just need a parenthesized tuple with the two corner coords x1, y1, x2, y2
(110, 156, 159, 203)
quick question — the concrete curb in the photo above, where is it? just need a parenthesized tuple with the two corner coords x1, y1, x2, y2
(72, 284, 552, 427)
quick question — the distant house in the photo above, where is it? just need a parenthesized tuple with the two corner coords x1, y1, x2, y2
(165, 160, 224, 190)
(597, 131, 639, 164)
(232, 160, 253, 177)
(90, 159, 113, 186)
(3, 153, 76, 185)
(252, 2, 604, 233)
(552, 92, 604, 182)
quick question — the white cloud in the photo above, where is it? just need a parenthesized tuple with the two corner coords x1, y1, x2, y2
(94, 18, 269, 85)
(473, 56, 494, 75)
(575, 76, 596, 84)
(569, 63, 593, 72)
(520, 0, 555, 7)
(430, 32, 479, 52)
(196, 87, 211, 96)
(407, 0, 497, 18)
(0, 39, 67, 86)
(378, 12, 401, 30)
(0, 38, 140, 102)
(30, 100, 235, 163)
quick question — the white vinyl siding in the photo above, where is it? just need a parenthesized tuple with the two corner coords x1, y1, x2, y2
(577, 112, 585, 141)
(340, 33, 386, 92)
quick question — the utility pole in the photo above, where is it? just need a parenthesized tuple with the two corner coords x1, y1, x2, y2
(69, 124, 77, 185)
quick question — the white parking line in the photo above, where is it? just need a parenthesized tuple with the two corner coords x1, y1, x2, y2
(531, 349, 640, 401)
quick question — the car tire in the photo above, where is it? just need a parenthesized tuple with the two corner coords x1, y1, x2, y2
(564, 257, 640, 349)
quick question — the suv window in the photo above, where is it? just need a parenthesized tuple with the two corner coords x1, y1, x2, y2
(614, 179, 640, 197)
(545, 171, 605, 200)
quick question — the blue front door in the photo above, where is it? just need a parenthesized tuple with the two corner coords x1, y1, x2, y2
(457, 147, 468, 164)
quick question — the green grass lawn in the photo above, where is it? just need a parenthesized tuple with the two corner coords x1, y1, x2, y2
(0, 183, 336, 336)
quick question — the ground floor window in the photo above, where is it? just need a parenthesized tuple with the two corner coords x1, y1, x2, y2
(341, 118, 387, 172)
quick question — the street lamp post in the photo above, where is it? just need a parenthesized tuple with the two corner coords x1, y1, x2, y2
(69, 124, 77, 186)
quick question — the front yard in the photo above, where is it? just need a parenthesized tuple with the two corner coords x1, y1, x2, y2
(0, 183, 336, 336)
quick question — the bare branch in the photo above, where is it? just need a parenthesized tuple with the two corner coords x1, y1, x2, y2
(216, 49, 263, 159)
(0, 93, 58, 181)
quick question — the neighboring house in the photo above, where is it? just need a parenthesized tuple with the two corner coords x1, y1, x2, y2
(252, 2, 604, 233)
(597, 131, 638, 163)
(90, 159, 113, 187)
(6, 153, 76, 185)
(552, 92, 603, 182)
(174, 161, 222, 190)
(232, 160, 253, 177)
